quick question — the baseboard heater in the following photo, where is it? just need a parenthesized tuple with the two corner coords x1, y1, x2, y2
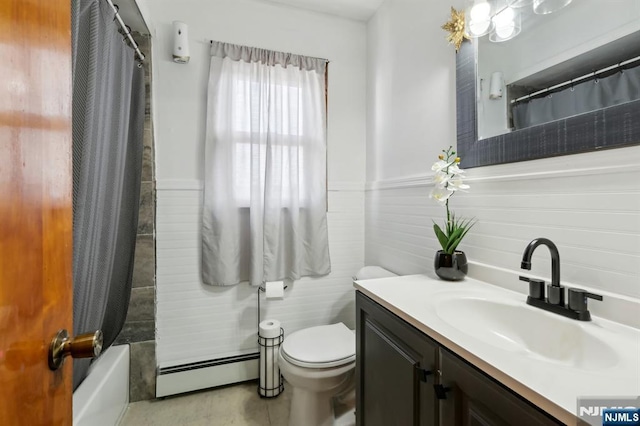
(156, 353, 260, 397)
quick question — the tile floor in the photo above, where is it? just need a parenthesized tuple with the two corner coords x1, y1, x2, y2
(119, 380, 356, 426)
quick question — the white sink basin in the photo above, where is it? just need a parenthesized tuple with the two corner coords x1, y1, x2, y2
(435, 297, 619, 370)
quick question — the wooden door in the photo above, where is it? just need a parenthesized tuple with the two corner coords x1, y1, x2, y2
(0, 0, 73, 425)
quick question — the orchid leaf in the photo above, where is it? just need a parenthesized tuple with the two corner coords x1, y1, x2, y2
(433, 223, 449, 251)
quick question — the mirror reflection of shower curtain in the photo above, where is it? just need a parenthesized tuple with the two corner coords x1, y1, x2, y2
(512, 65, 640, 129)
(71, 0, 145, 390)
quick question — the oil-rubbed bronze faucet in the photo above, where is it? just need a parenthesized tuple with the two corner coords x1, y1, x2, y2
(521, 238, 560, 286)
(519, 238, 602, 321)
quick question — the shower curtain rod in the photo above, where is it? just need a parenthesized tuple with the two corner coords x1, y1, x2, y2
(511, 55, 640, 104)
(106, 0, 145, 62)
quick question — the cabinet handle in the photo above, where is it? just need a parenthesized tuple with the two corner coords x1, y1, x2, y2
(433, 384, 452, 400)
(417, 368, 433, 383)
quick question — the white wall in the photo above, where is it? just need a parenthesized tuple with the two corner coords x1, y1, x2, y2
(138, 0, 367, 368)
(140, 0, 367, 185)
(366, 0, 457, 182)
(365, 0, 640, 323)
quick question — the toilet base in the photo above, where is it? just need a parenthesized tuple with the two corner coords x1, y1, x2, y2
(289, 388, 335, 426)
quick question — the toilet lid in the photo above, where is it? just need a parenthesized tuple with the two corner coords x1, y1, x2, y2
(281, 323, 355, 368)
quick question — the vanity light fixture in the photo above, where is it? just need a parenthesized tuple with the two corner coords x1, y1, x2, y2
(465, 0, 572, 43)
(532, 0, 573, 15)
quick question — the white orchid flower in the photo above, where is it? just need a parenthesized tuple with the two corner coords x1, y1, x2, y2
(433, 171, 451, 186)
(448, 176, 470, 191)
(429, 187, 453, 206)
(447, 163, 465, 175)
(431, 160, 452, 173)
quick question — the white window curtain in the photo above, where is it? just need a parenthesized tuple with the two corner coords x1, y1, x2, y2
(202, 41, 331, 286)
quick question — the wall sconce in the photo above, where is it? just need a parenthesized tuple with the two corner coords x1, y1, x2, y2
(172, 21, 190, 64)
(489, 71, 504, 99)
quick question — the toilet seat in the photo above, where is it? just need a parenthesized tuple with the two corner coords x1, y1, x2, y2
(281, 323, 355, 369)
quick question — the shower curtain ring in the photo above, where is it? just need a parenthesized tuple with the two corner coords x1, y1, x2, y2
(112, 3, 119, 20)
(122, 25, 132, 46)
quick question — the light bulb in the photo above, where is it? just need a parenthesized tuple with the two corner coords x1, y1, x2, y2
(489, 7, 521, 42)
(469, 20, 491, 36)
(470, 1, 491, 20)
(493, 7, 515, 27)
(467, 0, 493, 37)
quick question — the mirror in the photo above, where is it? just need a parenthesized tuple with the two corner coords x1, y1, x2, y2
(457, 0, 640, 168)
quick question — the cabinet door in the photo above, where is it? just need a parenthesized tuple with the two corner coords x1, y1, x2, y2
(439, 349, 562, 426)
(356, 293, 438, 426)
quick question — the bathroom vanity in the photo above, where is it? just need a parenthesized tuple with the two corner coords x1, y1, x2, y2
(354, 275, 640, 426)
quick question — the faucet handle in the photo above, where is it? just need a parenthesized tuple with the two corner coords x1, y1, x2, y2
(520, 276, 545, 300)
(568, 288, 603, 313)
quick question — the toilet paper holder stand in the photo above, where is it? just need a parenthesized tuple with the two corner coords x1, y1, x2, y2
(257, 326, 284, 398)
(257, 284, 287, 398)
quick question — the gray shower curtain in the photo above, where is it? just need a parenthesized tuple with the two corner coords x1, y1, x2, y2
(512, 64, 640, 129)
(71, 0, 145, 389)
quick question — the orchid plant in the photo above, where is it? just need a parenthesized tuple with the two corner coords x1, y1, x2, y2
(429, 146, 476, 255)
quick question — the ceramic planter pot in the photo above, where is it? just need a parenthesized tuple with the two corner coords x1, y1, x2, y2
(434, 250, 468, 281)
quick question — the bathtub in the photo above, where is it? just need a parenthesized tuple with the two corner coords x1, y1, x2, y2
(73, 344, 129, 426)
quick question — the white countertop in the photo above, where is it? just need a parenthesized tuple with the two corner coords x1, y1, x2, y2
(354, 274, 640, 425)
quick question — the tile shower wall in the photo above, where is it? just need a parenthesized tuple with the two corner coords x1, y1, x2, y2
(113, 32, 157, 403)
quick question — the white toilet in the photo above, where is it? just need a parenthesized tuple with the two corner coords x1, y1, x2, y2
(278, 266, 397, 426)
(278, 323, 356, 426)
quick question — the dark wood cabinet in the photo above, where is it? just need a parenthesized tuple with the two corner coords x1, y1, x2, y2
(356, 292, 563, 426)
(438, 348, 560, 426)
(356, 292, 438, 426)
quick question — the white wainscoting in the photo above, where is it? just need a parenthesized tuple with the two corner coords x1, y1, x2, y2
(365, 148, 640, 310)
(156, 180, 365, 370)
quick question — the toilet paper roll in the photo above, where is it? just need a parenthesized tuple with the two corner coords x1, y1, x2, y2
(259, 319, 281, 339)
(265, 281, 284, 299)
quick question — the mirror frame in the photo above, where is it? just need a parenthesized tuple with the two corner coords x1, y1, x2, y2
(456, 40, 640, 168)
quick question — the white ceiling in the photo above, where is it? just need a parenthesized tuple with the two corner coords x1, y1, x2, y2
(252, 0, 384, 21)
(116, 0, 384, 31)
